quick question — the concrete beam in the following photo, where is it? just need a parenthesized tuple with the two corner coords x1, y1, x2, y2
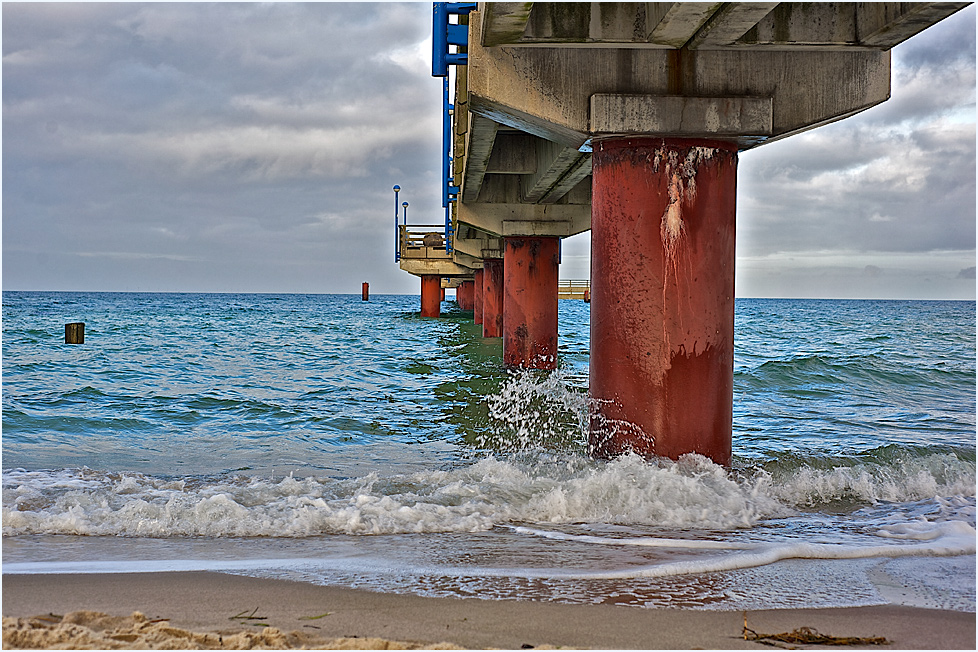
(468, 90, 589, 148)
(461, 113, 499, 202)
(734, 3, 970, 50)
(857, 2, 971, 48)
(400, 258, 478, 277)
(485, 132, 538, 174)
(687, 3, 780, 49)
(452, 249, 484, 270)
(475, 3, 970, 50)
(648, 3, 724, 48)
(537, 155, 592, 204)
(590, 95, 773, 138)
(481, 2, 534, 47)
(452, 227, 502, 260)
(739, 3, 861, 50)
(523, 140, 593, 203)
(457, 202, 590, 237)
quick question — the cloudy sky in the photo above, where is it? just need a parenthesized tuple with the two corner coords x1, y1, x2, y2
(3, 2, 975, 299)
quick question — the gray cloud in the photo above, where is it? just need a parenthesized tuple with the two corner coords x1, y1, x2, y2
(736, 5, 976, 298)
(2, 3, 975, 299)
(3, 2, 442, 293)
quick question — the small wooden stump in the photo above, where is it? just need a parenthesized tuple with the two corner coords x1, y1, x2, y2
(65, 322, 85, 344)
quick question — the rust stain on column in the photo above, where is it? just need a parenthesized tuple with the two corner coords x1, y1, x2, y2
(503, 236, 559, 369)
(589, 136, 737, 465)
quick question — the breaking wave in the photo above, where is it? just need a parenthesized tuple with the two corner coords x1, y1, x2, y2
(3, 447, 973, 538)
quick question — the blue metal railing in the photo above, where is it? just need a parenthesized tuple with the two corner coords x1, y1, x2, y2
(432, 2, 477, 253)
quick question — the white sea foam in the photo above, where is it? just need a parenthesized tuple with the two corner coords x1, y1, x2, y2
(509, 526, 754, 550)
(3, 450, 974, 538)
(5, 520, 973, 582)
(508, 520, 976, 579)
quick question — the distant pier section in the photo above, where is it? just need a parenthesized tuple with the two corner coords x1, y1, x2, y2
(558, 280, 589, 302)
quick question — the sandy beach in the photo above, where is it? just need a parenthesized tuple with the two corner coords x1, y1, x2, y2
(2, 571, 974, 649)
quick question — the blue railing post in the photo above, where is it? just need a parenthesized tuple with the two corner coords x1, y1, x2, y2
(432, 2, 477, 254)
(393, 185, 401, 262)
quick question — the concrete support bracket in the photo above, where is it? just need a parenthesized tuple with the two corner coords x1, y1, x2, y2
(457, 202, 590, 238)
(591, 95, 773, 139)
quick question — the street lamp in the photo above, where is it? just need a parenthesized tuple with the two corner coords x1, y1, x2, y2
(402, 202, 409, 225)
(393, 185, 401, 262)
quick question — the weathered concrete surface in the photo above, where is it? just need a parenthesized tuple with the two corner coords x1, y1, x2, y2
(479, 2, 968, 50)
(400, 258, 473, 278)
(467, 6, 893, 149)
(457, 201, 590, 238)
(590, 95, 772, 138)
(589, 137, 736, 465)
(451, 224, 502, 261)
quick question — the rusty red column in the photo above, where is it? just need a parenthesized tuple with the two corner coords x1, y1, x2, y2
(473, 268, 484, 325)
(483, 259, 504, 337)
(503, 236, 559, 369)
(457, 281, 474, 311)
(589, 137, 737, 465)
(420, 274, 441, 318)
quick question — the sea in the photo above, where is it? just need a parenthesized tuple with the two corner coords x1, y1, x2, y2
(2, 291, 975, 612)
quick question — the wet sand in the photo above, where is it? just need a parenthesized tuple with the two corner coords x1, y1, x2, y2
(2, 571, 975, 649)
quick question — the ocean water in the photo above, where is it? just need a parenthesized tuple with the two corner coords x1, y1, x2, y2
(2, 292, 975, 612)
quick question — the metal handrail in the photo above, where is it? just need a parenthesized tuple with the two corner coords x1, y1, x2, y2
(558, 279, 591, 302)
(399, 225, 448, 253)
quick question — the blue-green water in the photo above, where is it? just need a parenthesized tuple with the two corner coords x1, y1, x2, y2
(3, 292, 975, 611)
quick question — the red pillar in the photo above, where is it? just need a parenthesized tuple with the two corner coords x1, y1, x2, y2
(420, 275, 441, 318)
(503, 236, 559, 369)
(590, 137, 736, 465)
(361, 282, 369, 301)
(483, 259, 504, 337)
(473, 268, 484, 325)
(441, 288, 446, 301)
(457, 281, 473, 310)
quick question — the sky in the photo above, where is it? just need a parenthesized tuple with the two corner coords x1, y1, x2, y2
(3, 2, 975, 299)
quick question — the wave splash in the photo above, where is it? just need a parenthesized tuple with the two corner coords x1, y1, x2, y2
(3, 447, 974, 539)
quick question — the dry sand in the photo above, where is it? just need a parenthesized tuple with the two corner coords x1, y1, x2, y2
(2, 571, 975, 649)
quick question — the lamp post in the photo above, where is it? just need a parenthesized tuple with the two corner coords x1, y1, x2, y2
(402, 202, 409, 226)
(393, 185, 401, 262)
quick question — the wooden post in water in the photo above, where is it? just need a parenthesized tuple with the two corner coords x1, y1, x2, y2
(362, 282, 369, 301)
(65, 322, 85, 344)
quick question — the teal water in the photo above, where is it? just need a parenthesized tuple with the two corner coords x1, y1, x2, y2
(2, 292, 975, 611)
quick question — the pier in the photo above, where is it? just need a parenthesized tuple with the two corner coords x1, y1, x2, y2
(395, 2, 968, 463)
